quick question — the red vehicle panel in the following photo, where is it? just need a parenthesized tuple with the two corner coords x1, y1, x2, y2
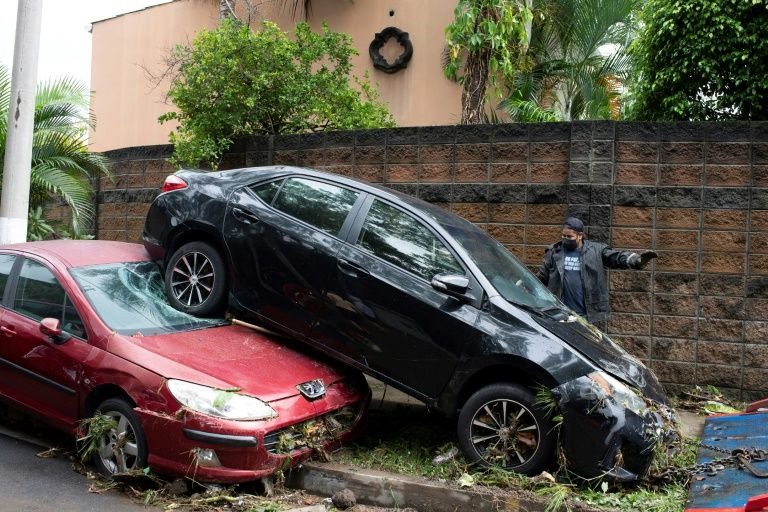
(0, 241, 369, 482)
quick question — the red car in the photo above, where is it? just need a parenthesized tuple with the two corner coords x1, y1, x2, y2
(0, 240, 369, 482)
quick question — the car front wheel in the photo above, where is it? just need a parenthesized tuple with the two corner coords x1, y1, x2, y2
(91, 398, 148, 477)
(457, 383, 555, 475)
(165, 241, 227, 316)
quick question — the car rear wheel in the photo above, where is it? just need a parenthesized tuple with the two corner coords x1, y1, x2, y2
(165, 241, 227, 316)
(457, 383, 555, 475)
(91, 398, 148, 477)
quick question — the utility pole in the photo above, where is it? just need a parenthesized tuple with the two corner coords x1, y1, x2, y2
(0, 0, 43, 244)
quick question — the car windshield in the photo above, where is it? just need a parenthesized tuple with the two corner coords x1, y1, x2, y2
(71, 261, 226, 335)
(445, 224, 561, 311)
(399, 197, 561, 311)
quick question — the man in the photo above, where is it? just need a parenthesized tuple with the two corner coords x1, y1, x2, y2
(536, 217, 657, 325)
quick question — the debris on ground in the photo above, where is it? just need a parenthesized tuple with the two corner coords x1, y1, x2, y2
(675, 385, 742, 415)
(331, 488, 357, 509)
(2, 394, 717, 512)
(166, 478, 189, 496)
(431, 445, 459, 465)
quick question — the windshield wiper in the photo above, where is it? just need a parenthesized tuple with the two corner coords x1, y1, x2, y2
(510, 301, 567, 320)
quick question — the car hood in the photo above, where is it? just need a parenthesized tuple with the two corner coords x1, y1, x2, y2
(107, 324, 348, 402)
(533, 313, 667, 404)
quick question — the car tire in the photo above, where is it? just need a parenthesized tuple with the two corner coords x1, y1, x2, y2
(165, 241, 227, 316)
(91, 398, 148, 477)
(457, 383, 555, 475)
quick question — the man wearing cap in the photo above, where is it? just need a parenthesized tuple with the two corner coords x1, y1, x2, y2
(536, 217, 657, 326)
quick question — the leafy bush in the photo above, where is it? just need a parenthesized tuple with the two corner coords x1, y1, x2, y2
(628, 0, 768, 120)
(161, 18, 395, 169)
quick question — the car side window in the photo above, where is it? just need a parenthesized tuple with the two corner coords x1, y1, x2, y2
(0, 254, 16, 302)
(12, 259, 87, 339)
(250, 179, 283, 205)
(357, 200, 464, 281)
(272, 178, 359, 235)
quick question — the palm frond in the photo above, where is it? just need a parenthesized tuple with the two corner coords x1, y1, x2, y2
(35, 75, 89, 110)
(0, 64, 10, 138)
(29, 163, 95, 234)
(499, 94, 558, 122)
(1, 67, 109, 236)
(501, 0, 640, 121)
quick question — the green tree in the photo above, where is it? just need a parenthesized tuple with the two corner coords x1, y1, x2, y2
(0, 64, 111, 237)
(501, 0, 639, 122)
(444, 0, 533, 124)
(628, 0, 768, 121)
(160, 18, 395, 169)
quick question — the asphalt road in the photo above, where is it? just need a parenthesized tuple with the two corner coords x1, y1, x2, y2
(0, 427, 151, 512)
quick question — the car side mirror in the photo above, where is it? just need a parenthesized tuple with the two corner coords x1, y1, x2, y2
(431, 273, 471, 301)
(40, 318, 69, 344)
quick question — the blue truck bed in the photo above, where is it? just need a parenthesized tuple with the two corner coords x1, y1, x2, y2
(686, 411, 768, 512)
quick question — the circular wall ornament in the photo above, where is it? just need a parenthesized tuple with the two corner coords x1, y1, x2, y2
(369, 27, 413, 74)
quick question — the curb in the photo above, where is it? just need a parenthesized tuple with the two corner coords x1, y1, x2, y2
(286, 462, 599, 512)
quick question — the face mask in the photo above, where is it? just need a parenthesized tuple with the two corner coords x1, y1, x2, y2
(562, 238, 579, 251)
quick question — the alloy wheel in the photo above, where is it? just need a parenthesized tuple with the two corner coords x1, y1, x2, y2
(96, 411, 141, 474)
(170, 251, 215, 307)
(469, 398, 541, 468)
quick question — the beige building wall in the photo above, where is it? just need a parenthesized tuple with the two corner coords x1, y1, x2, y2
(298, 0, 462, 127)
(89, 1, 219, 152)
(90, 0, 462, 152)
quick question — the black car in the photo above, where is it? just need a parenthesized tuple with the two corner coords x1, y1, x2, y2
(143, 166, 674, 480)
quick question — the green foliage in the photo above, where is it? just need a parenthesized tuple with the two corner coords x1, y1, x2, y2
(26, 206, 55, 241)
(77, 412, 118, 463)
(629, 0, 768, 120)
(161, 18, 394, 169)
(501, 0, 640, 121)
(444, 0, 532, 82)
(444, 0, 533, 123)
(538, 483, 572, 512)
(0, 64, 111, 236)
(245, 502, 282, 512)
(534, 386, 563, 424)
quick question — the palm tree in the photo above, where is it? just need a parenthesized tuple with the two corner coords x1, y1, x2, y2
(0, 64, 111, 237)
(500, 0, 639, 121)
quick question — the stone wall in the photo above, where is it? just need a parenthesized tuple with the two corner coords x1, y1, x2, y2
(96, 121, 768, 400)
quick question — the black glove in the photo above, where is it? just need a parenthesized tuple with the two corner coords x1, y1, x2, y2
(628, 250, 658, 269)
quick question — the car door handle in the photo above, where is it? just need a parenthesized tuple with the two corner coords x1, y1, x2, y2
(0, 325, 16, 337)
(337, 259, 370, 277)
(232, 207, 260, 224)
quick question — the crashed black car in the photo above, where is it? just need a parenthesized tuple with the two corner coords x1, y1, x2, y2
(143, 166, 674, 480)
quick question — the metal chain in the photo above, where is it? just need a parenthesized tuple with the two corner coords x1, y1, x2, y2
(649, 441, 768, 485)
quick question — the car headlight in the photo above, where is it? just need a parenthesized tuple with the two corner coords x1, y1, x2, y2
(167, 379, 277, 421)
(588, 371, 648, 416)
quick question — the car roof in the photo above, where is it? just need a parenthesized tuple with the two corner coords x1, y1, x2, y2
(190, 165, 470, 227)
(187, 165, 401, 198)
(0, 240, 151, 268)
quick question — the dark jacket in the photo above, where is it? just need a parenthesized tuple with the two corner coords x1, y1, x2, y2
(536, 239, 637, 323)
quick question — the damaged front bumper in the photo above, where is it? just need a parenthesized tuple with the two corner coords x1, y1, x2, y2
(553, 372, 677, 482)
(136, 380, 370, 483)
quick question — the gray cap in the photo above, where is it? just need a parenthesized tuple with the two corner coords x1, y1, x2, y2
(563, 217, 584, 233)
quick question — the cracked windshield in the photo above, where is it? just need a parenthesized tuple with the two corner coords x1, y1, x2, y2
(72, 261, 226, 335)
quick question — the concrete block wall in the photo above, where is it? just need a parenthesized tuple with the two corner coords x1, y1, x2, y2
(96, 121, 768, 400)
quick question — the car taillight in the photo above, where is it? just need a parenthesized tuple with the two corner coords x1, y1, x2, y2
(161, 175, 188, 193)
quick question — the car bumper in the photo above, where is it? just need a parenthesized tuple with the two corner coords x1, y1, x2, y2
(553, 374, 676, 482)
(136, 380, 370, 483)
